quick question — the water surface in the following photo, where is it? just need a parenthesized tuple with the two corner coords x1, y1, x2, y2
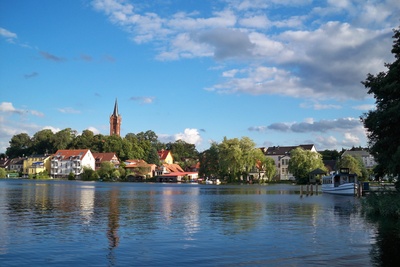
(0, 180, 379, 266)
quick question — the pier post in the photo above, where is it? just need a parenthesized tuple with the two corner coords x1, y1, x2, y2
(300, 185, 303, 197)
(310, 184, 314, 195)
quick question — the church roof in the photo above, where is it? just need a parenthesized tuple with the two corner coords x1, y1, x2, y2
(112, 98, 119, 116)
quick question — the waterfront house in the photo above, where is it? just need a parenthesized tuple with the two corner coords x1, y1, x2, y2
(8, 157, 24, 174)
(92, 152, 120, 170)
(124, 159, 156, 180)
(22, 154, 51, 178)
(51, 149, 95, 179)
(263, 144, 318, 181)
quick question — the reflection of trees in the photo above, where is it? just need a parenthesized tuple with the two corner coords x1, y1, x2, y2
(209, 200, 263, 234)
(367, 218, 400, 266)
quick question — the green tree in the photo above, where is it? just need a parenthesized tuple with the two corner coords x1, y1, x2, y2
(81, 166, 97, 181)
(263, 157, 277, 182)
(52, 128, 76, 150)
(97, 161, 115, 181)
(218, 137, 243, 182)
(146, 146, 161, 165)
(125, 133, 145, 159)
(6, 133, 32, 158)
(319, 149, 340, 160)
(31, 129, 54, 154)
(361, 26, 400, 180)
(339, 155, 362, 177)
(168, 139, 199, 162)
(288, 148, 326, 184)
(71, 129, 95, 150)
(199, 142, 220, 178)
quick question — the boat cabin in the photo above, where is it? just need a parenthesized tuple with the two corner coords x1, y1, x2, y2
(322, 168, 357, 187)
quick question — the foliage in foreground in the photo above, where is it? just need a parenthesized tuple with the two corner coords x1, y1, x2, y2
(361, 26, 400, 179)
(362, 191, 400, 219)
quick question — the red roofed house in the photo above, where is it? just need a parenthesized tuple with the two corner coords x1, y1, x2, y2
(92, 152, 120, 170)
(51, 149, 95, 179)
(158, 149, 173, 164)
(124, 159, 156, 181)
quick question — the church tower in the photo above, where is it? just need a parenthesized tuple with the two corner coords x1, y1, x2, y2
(110, 99, 122, 136)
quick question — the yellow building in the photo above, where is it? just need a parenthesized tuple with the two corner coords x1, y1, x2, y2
(23, 155, 51, 178)
(158, 150, 174, 164)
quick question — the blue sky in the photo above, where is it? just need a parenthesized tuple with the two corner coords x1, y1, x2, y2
(0, 0, 398, 154)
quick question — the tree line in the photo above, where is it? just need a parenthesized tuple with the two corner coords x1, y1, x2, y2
(3, 127, 374, 183)
(4, 129, 199, 170)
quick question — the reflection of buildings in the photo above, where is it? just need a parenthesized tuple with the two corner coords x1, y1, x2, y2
(107, 188, 120, 249)
(80, 185, 95, 224)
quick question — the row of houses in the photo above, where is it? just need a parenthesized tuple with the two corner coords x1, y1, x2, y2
(1, 144, 376, 181)
(259, 144, 376, 181)
(0, 149, 198, 181)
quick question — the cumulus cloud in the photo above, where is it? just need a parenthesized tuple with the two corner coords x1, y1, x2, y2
(87, 127, 100, 134)
(175, 128, 202, 145)
(91, 0, 398, 101)
(158, 128, 202, 146)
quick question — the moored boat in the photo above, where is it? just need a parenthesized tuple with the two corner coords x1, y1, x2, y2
(321, 168, 357, 196)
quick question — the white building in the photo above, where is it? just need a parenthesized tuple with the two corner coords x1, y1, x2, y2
(51, 149, 95, 179)
(262, 144, 317, 181)
(341, 150, 377, 169)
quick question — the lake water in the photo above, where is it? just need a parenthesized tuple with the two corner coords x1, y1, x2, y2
(0, 179, 393, 266)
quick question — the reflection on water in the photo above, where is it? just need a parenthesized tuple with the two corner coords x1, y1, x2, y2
(0, 180, 395, 266)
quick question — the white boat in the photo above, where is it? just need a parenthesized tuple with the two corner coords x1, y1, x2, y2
(205, 178, 221, 185)
(321, 168, 358, 196)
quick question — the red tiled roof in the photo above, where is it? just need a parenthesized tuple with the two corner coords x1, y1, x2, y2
(163, 163, 184, 173)
(53, 149, 89, 159)
(92, 152, 118, 162)
(158, 150, 170, 160)
(125, 159, 150, 168)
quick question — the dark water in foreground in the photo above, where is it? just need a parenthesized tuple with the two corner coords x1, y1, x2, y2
(0, 179, 393, 266)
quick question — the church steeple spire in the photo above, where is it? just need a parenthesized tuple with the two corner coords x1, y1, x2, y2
(110, 98, 121, 136)
(113, 98, 119, 116)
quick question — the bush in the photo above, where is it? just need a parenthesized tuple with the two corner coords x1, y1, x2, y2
(362, 191, 400, 219)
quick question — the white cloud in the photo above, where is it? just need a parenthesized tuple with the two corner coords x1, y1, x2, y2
(87, 127, 100, 135)
(0, 27, 17, 43)
(0, 102, 43, 117)
(130, 96, 155, 104)
(353, 104, 375, 111)
(57, 107, 81, 114)
(158, 128, 203, 146)
(91, 0, 398, 101)
(43, 126, 61, 133)
(175, 128, 202, 145)
(239, 15, 270, 29)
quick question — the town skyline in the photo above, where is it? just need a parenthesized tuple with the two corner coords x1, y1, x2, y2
(1, 0, 399, 153)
